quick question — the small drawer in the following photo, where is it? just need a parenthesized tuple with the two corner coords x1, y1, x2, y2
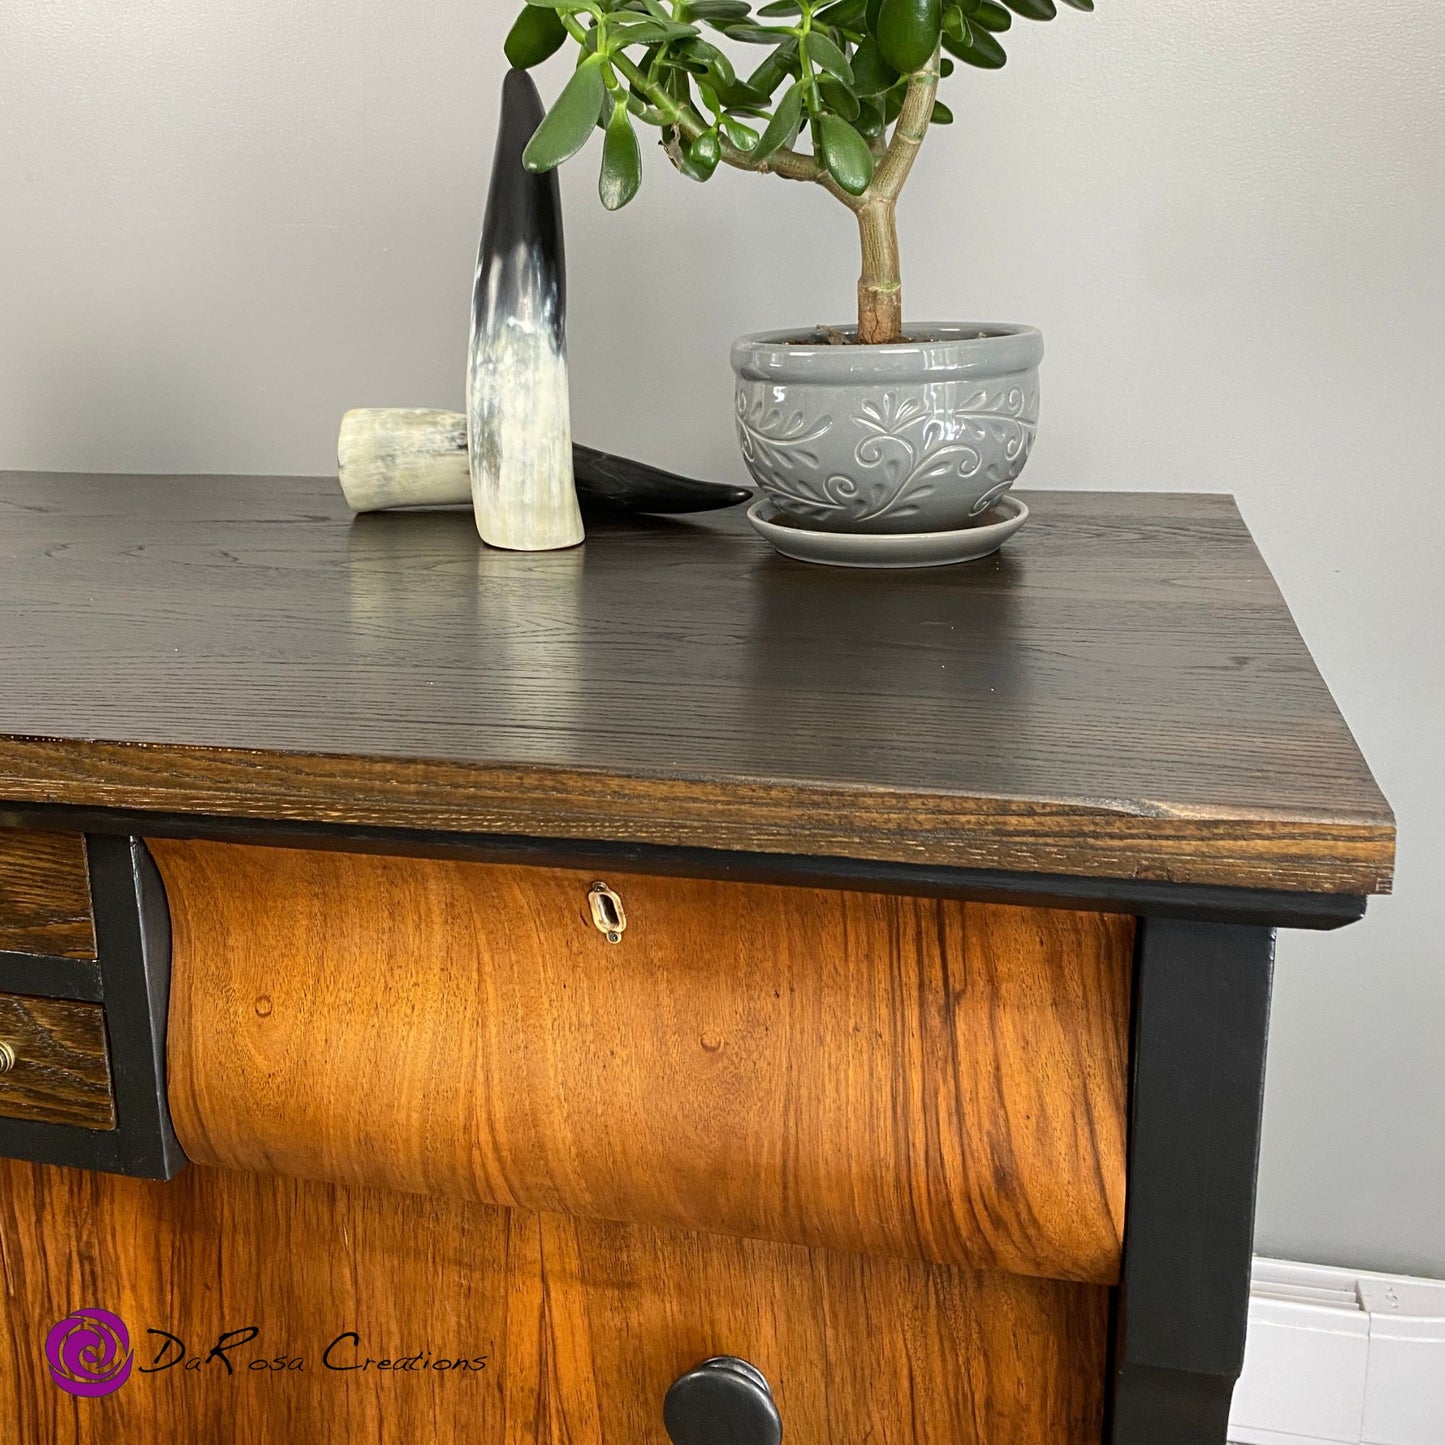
(0, 830, 96, 959)
(0, 993, 116, 1130)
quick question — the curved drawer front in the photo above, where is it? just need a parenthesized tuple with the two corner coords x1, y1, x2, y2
(155, 839, 1131, 1285)
(0, 1156, 1110, 1445)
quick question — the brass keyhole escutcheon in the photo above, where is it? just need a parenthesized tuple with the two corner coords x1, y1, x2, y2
(0, 1041, 15, 1074)
(588, 883, 627, 944)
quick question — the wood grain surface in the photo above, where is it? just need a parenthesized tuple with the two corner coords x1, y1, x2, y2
(0, 473, 1394, 895)
(156, 839, 1131, 1285)
(0, 1158, 1109, 1444)
(0, 993, 114, 1129)
(0, 829, 95, 959)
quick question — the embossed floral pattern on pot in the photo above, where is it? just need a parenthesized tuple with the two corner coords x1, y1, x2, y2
(731, 325, 1043, 535)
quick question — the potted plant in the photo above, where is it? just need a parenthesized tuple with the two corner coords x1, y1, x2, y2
(506, 0, 1091, 552)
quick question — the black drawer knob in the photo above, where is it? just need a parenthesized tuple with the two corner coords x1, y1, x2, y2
(664, 1357, 782, 1445)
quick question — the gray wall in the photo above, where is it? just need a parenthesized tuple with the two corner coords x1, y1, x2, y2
(2, 3, 1441, 1274)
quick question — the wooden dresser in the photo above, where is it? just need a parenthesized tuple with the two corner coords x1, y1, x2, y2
(0, 473, 1394, 1444)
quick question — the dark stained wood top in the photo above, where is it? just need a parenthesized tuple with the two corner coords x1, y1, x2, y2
(0, 472, 1393, 895)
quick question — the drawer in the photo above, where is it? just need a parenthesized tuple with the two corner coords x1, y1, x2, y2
(0, 992, 115, 1129)
(155, 839, 1133, 1286)
(0, 1156, 1111, 1444)
(0, 829, 95, 959)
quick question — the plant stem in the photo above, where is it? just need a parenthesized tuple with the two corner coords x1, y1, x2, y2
(872, 52, 941, 203)
(853, 52, 941, 344)
(856, 201, 903, 345)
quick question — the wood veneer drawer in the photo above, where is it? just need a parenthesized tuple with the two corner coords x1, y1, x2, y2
(154, 839, 1133, 1286)
(0, 1158, 1110, 1444)
(0, 993, 115, 1129)
(0, 830, 95, 959)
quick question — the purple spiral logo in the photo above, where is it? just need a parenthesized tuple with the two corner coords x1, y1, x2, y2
(45, 1308, 133, 1397)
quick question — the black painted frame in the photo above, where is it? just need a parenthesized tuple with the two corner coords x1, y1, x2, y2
(1108, 918, 1276, 1445)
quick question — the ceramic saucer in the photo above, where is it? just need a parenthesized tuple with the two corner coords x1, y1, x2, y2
(747, 493, 1030, 569)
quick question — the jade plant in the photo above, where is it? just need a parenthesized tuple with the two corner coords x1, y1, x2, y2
(505, 0, 1092, 345)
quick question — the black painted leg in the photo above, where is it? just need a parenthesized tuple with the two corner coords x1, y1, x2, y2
(1108, 918, 1276, 1445)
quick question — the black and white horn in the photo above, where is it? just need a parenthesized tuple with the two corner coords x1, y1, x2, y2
(467, 68, 583, 551)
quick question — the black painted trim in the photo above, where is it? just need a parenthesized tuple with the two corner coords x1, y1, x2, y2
(0, 837, 186, 1179)
(0, 802, 1369, 930)
(1108, 918, 1276, 1445)
(0, 952, 103, 1001)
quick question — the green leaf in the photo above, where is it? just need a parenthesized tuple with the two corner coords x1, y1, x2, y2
(757, 0, 803, 13)
(877, 0, 943, 74)
(850, 37, 899, 96)
(751, 82, 804, 160)
(942, 26, 1006, 65)
(930, 99, 954, 123)
(816, 0, 868, 27)
(524, 0, 594, 10)
(944, 7, 973, 45)
(691, 3, 757, 30)
(820, 78, 861, 120)
(817, 112, 874, 195)
(855, 96, 886, 139)
(683, 0, 751, 16)
(677, 37, 737, 88)
(961, 0, 1012, 31)
(721, 115, 761, 148)
(663, 66, 691, 105)
(681, 128, 721, 180)
(712, 76, 771, 110)
(746, 52, 791, 95)
(1059, 0, 1093, 8)
(599, 102, 642, 209)
(725, 24, 795, 43)
(999, 0, 1056, 18)
(804, 31, 855, 86)
(523, 54, 608, 172)
(505, 6, 569, 69)
(745, 38, 801, 93)
(606, 16, 700, 44)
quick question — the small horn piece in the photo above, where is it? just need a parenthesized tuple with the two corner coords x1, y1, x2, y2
(338, 409, 751, 518)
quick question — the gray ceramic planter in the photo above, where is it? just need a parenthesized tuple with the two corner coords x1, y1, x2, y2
(731, 324, 1043, 535)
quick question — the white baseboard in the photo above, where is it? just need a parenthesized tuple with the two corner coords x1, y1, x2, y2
(1229, 1258, 1445, 1445)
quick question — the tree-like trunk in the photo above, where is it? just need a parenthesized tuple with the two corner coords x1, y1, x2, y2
(852, 52, 939, 346)
(856, 200, 903, 345)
